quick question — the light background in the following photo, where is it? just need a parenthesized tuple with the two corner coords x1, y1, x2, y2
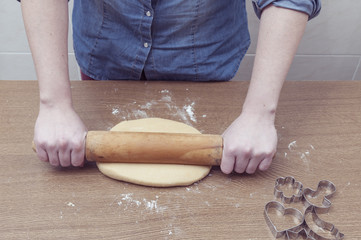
(1, 0, 360, 81)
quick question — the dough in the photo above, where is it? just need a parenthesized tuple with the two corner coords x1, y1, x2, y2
(96, 118, 211, 187)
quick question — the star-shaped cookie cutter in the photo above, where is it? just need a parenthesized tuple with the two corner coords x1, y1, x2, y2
(264, 176, 344, 240)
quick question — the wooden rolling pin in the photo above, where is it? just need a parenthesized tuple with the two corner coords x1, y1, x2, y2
(86, 131, 223, 166)
(33, 131, 223, 166)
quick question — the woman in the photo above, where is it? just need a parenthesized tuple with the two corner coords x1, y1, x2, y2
(19, 0, 321, 174)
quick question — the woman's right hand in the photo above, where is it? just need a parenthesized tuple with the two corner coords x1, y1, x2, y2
(33, 104, 87, 167)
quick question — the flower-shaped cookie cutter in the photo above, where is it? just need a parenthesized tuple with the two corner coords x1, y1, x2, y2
(274, 176, 303, 204)
(264, 176, 344, 240)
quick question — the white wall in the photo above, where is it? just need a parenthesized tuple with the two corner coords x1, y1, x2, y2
(0, 0, 79, 80)
(236, 0, 361, 80)
(1, 0, 361, 81)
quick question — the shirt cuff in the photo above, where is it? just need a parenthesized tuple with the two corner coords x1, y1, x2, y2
(252, 0, 321, 20)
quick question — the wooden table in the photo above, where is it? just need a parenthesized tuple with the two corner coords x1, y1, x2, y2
(0, 80, 360, 239)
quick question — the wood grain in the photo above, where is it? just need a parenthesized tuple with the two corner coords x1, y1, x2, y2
(0, 80, 360, 239)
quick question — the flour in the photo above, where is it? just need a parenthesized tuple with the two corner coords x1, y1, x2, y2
(286, 141, 316, 171)
(132, 110, 148, 118)
(109, 89, 199, 127)
(114, 193, 167, 213)
(140, 102, 153, 110)
(145, 200, 157, 210)
(112, 107, 120, 115)
(161, 95, 172, 102)
(185, 185, 201, 194)
(249, 192, 256, 198)
(288, 140, 297, 150)
(299, 153, 310, 170)
(66, 202, 75, 207)
(183, 102, 196, 123)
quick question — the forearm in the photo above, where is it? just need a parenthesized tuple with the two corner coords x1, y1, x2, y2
(21, 0, 71, 108)
(243, 5, 308, 120)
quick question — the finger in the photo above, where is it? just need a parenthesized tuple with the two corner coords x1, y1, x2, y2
(47, 148, 60, 167)
(220, 154, 235, 174)
(246, 154, 264, 174)
(71, 142, 85, 167)
(220, 139, 235, 174)
(58, 149, 71, 167)
(232, 146, 251, 173)
(36, 146, 49, 162)
(258, 157, 273, 171)
(234, 155, 250, 174)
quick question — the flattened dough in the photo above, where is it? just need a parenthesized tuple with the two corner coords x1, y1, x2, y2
(96, 118, 211, 187)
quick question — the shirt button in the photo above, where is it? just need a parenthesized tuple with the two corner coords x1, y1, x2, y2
(144, 42, 149, 48)
(146, 11, 151, 17)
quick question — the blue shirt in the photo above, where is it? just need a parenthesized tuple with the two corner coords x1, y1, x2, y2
(72, 0, 321, 81)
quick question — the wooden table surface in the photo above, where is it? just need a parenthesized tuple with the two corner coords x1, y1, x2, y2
(0, 80, 360, 239)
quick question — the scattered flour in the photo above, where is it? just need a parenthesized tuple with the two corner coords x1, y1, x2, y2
(66, 202, 75, 207)
(145, 199, 157, 211)
(185, 185, 201, 194)
(112, 107, 120, 115)
(114, 193, 167, 213)
(183, 102, 196, 123)
(288, 140, 297, 151)
(108, 89, 199, 126)
(131, 110, 148, 118)
(286, 141, 316, 171)
(161, 95, 172, 102)
(249, 192, 256, 198)
(140, 102, 153, 110)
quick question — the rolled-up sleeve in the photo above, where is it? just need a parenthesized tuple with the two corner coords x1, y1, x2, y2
(252, 0, 321, 20)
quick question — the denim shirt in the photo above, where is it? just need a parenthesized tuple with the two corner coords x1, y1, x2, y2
(72, 0, 319, 80)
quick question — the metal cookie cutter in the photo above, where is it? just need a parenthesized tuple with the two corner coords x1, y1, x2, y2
(264, 176, 344, 240)
(264, 201, 307, 239)
(304, 205, 345, 240)
(274, 176, 303, 204)
(303, 180, 336, 214)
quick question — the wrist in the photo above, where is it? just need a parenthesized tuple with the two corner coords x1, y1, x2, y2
(241, 101, 276, 123)
(39, 91, 73, 111)
(38, 77, 73, 110)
